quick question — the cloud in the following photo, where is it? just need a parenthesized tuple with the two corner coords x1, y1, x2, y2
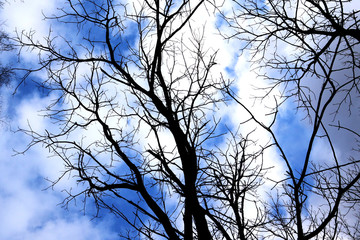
(2, 0, 56, 32)
(0, 87, 118, 239)
(25, 217, 117, 240)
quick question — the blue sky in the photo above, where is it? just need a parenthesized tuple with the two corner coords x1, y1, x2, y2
(1, 0, 360, 239)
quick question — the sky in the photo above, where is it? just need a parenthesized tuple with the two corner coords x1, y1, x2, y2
(0, 0, 359, 239)
(0, 1, 130, 239)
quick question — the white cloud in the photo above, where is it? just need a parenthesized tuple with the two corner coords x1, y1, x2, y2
(2, 0, 56, 33)
(25, 217, 116, 240)
(1, 0, 57, 61)
(0, 91, 118, 240)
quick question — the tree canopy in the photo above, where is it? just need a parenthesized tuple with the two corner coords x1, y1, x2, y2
(15, 0, 360, 239)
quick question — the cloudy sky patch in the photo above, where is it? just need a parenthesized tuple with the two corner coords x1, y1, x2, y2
(1, 0, 359, 239)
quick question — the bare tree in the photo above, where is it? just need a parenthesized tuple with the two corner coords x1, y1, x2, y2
(17, 0, 268, 239)
(0, 2, 14, 121)
(221, 0, 360, 239)
(0, 1, 13, 88)
(0, 31, 12, 88)
(17, 0, 360, 239)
